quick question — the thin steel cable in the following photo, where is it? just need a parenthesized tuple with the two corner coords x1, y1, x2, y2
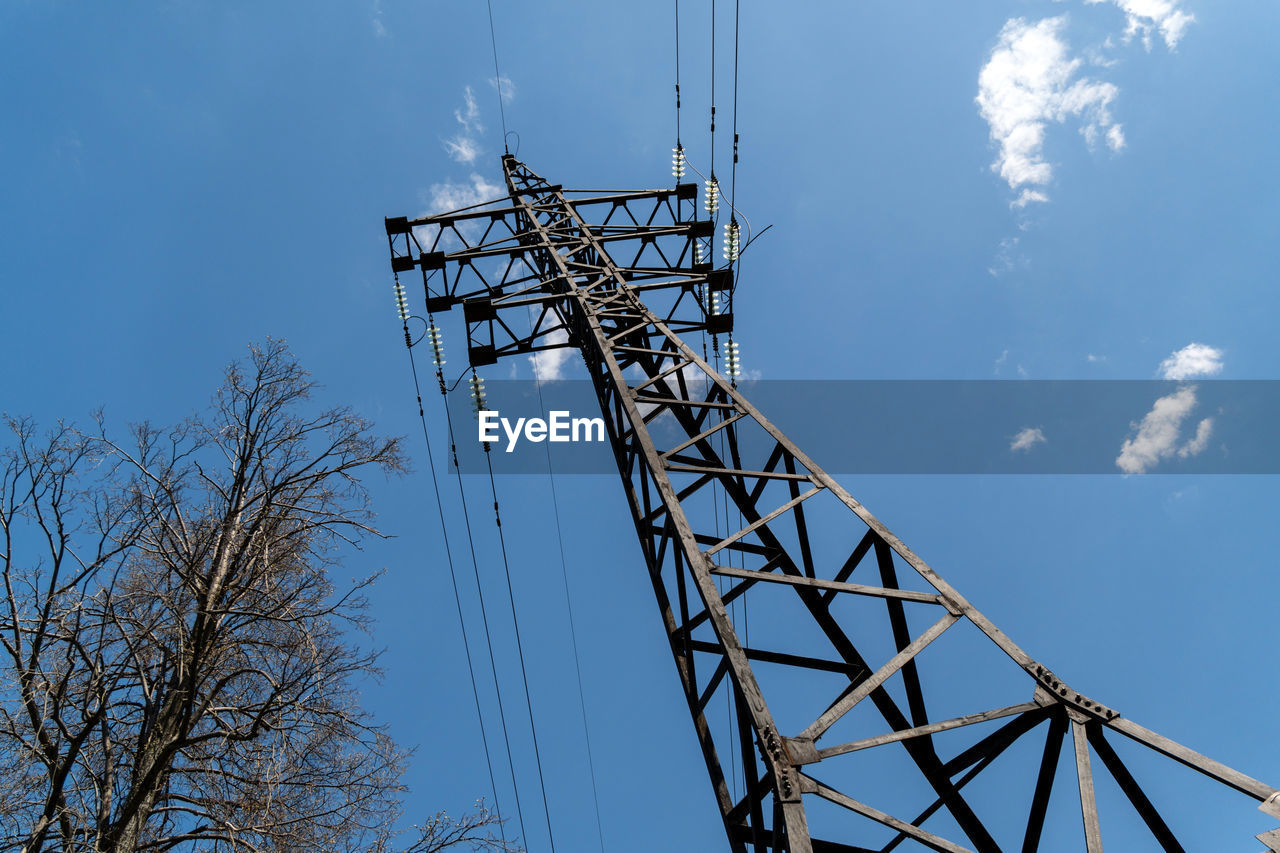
(486, 0, 510, 153)
(736, 480, 747, 798)
(727, 0, 747, 650)
(700, 339, 735, 802)
(729, 0, 748, 724)
(714, 379, 739, 803)
(728, 2, 749, 732)
(709, 0, 716, 183)
(708, 0, 720, 274)
(528, 324, 608, 852)
(727, 0, 742, 393)
(439, 388, 531, 847)
(729, 0, 740, 206)
(674, 0, 682, 145)
(483, 441, 559, 853)
(400, 310, 505, 833)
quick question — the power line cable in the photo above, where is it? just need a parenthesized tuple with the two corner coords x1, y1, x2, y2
(486, 0, 510, 153)
(528, 323, 608, 852)
(709, 0, 716, 183)
(726, 2, 749, 797)
(728, 6, 749, 774)
(729, 0, 740, 206)
(712, 366, 738, 803)
(481, 429, 559, 853)
(702, 1, 732, 765)
(396, 290, 506, 834)
(674, 0, 682, 145)
(437, 362, 532, 848)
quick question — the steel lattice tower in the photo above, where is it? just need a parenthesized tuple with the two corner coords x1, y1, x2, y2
(386, 155, 1280, 852)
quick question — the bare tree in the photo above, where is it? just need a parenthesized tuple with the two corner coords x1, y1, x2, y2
(0, 341, 516, 852)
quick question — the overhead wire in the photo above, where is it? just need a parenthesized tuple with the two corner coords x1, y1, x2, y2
(706, 1, 737, 785)
(434, 345, 533, 849)
(706, 0, 752, 807)
(486, 0, 510, 153)
(688, 0, 720, 267)
(709, 0, 716, 188)
(727, 0, 750, 804)
(393, 279, 509, 840)
(481, 431, 560, 853)
(729, 0, 740, 210)
(707, 0, 722, 407)
(724, 0, 741, 387)
(527, 324, 608, 852)
(675, 0, 682, 146)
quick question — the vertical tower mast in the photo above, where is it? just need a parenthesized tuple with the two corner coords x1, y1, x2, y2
(387, 156, 1279, 852)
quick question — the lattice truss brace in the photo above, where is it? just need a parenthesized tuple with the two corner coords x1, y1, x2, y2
(387, 156, 1280, 853)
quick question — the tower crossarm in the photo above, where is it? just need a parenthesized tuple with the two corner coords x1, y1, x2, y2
(388, 155, 1276, 852)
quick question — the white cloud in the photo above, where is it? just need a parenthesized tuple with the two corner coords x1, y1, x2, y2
(1011, 427, 1047, 453)
(976, 16, 1123, 207)
(1086, 0, 1195, 50)
(1115, 385, 1213, 473)
(1084, 37, 1121, 68)
(443, 136, 480, 164)
(372, 0, 387, 37)
(1087, 353, 1107, 363)
(425, 173, 503, 215)
(1014, 189, 1050, 208)
(1178, 416, 1213, 458)
(1157, 342, 1223, 380)
(421, 174, 504, 252)
(443, 87, 484, 164)
(989, 236, 1029, 276)
(489, 75, 517, 104)
(527, 307, 573, 383)
(529, 335, 573, 383)
(454, 86, 482, 133)
(993, 349, 1009, 374)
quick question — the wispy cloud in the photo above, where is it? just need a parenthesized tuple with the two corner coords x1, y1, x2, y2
(371, 0, 387, 37)
(1158, 342, 1223, 380)
(454, 86, 482, 133)
(443, 136, 480, 165)
(1116, 385, 1213, 473)
(1086, 0, 1195, 50)
(489, 75, 516, 104)
(989, 236, 1029, 276)
(977, 16, 1123, 208)
(444, 86, 483, 164)
(53, 132, 84, 169)
(425, 173, 503, 215)
(1011, 427, 1047, 453)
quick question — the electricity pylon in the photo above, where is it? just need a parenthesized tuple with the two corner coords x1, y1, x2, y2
(386, 155, 1280, 852)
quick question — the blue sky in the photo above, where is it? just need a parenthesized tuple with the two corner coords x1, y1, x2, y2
(2, 1, 1278, 850)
